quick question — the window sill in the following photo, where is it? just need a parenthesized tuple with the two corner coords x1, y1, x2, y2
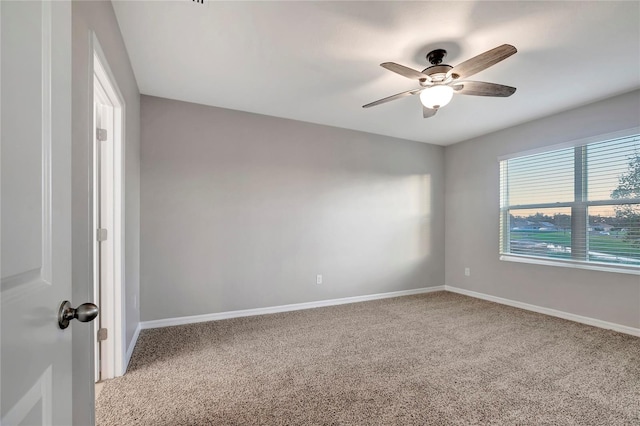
(500, 254, 640, 276)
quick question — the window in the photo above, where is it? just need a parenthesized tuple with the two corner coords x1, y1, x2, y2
(500, 131, 640, 272)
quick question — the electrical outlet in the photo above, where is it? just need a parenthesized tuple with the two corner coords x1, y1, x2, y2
(464, 267, 470, 277)
(316, 274, 323, 285)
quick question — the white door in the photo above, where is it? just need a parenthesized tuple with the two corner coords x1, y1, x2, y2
(1, 1, 86, 425)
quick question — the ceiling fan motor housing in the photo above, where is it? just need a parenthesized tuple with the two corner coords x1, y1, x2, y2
(421, 64, 453, 83)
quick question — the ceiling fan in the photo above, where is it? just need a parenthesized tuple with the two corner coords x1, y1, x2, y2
(363, 44, 517, 118)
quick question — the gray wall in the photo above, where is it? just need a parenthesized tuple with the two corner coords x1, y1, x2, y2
(445, 90, 640, 329)
(72, 1, 140, 423)
(140, 95, 445, 321)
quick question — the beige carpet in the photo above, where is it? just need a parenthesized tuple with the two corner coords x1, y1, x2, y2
(96, 292, 640, 425)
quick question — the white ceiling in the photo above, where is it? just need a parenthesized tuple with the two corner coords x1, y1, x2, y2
(112, 1, 640, 146)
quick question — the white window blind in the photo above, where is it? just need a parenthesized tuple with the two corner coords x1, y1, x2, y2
(500, 134, 640, 269)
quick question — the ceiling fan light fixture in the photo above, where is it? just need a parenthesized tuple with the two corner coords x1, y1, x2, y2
(419, 85, 454, 109)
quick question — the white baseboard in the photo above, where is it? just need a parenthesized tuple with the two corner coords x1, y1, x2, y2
(123, 322, 142, 374)
(139, 286, 445, 330)
(445, 285, 640, 337)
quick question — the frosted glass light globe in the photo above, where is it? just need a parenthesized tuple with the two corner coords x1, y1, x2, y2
(419, 85, 454, 109)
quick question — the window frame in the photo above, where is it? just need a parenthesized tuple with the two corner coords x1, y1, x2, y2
(498, 127, 640, 275)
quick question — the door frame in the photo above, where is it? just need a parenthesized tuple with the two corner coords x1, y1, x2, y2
(92, 35, 127, 379)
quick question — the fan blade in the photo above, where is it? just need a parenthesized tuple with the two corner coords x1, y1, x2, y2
(381, 62, 432, 83)
(362, 88, 424, 108)
(423, 106, 437, 118)
(447, 44, 517, 80)
(452, 81, 516, 97)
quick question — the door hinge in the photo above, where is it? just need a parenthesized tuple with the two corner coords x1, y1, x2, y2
(97, 228, 108, 242)
(96, 128, 107, 142)
(97, 328, 108, 341)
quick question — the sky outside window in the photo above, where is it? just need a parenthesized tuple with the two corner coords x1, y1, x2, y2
(506, 137, 639, 216)
(506, 147, 574, 206)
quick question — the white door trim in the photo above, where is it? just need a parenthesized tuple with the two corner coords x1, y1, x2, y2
(92, 35, 127, 378)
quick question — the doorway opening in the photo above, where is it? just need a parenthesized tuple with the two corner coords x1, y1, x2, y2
(93, 48, 125, 384)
